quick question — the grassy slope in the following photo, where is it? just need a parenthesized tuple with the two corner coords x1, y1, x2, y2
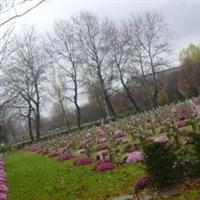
(5, 151, 143, 200)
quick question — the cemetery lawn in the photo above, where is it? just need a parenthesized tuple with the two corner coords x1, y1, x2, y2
(5, 151, 143, 200)
(5, 151, 200, 200)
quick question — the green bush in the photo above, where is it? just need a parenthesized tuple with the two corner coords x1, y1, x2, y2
(143, 141, 181, 189)
(0, 144, 11, 153)
(191, 133, 200, 176)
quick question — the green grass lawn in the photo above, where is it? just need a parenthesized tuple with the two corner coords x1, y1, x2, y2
(5, 151, 143, 200)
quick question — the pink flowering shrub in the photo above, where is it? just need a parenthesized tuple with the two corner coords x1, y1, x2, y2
(0, 157, 8, 200)
(0, 192, 7, 200)
(94, 159, 116, 172)
(58, 153, 75, 161)
(126, 151, 144, 164)
(74, 157, 94, 166)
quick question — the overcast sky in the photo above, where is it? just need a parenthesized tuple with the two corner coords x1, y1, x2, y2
(15, 0, 200, 53)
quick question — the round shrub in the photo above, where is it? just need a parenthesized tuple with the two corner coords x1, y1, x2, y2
(143, 141, 181, 189)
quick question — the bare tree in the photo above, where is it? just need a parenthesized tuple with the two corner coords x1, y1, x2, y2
(73, 12, 117, 118)
(109, 22, 140, 112)
(50, 69, 71, 131)
(0, 0, 47, 27)
(127, 11, 173, 107)
(1, 28, 46, 141)
(46, 20, 82, 129)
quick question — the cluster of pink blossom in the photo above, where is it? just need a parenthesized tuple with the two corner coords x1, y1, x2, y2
(0, 157, 8, 200)
(74, 157, 94, 166)
(58, 153, 75, 161)
(94, 159, 116, 172)
(126, 151, 144, 164)
(153, 136, 169, 143)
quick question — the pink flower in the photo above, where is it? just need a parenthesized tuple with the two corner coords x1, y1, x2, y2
(58, 153, 75, 161)
(0, 192, 7, 200)
(74, 157, 94, 166)
(126, 151, 144, 164)
(94, 159, 116, 172)
(0, 185, 8, 193)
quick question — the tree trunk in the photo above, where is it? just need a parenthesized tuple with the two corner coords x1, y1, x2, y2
(59, 99, 71, 132)
(119, 69, 140, 112)
(74, 78, 81, 129)
(36, 103, 40, 141)
(28, 106, 34, 141)
(97, 65, 116, 118)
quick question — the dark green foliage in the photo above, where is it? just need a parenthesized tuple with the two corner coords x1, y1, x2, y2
(191, 133, 200, 176)
(0, 145, 11, 153)
(143, 142, 181, 189)
(192, 133, 200, 158)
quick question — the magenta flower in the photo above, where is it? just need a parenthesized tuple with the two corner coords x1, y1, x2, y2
(126, 151, 144, 164)
(0, 192, 7, 200)
(58, 153, 75, 161)
(0, 185, 8, 194)
(74, 157, 94, 166)
(94, 159, 116, 172)
(0, 158, 8, 200)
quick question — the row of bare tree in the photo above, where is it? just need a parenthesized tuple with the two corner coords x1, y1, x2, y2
(0, 11, 175, 142)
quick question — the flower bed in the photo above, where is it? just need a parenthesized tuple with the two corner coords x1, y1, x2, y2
(74, 157, 94, 166)
(94, 159, 116, 172)
(58, 153, 75, 161)
(0, 156, 8, 200)
(126, 151, 144, 164)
